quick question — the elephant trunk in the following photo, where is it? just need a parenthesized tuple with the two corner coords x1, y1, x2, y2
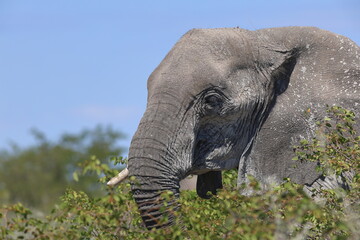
(131, 185, 180, 229)
(128, 120, 182, 229)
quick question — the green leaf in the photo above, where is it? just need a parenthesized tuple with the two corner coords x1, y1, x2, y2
(73, 172, 79, 182)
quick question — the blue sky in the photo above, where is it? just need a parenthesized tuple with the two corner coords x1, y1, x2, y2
(1, 0, 359, 153)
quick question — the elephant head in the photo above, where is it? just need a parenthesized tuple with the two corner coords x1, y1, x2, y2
(110, 27, 360, 229)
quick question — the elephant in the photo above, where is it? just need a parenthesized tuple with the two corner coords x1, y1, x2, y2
(108, 26, 360, 229)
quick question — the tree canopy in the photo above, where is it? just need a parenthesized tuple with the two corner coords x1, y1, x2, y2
(0, 125, 125, 213)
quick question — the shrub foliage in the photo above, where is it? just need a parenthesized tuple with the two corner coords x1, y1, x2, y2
(1, 106, 359, 239)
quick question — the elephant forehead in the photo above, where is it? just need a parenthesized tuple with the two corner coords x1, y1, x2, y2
(147, 69, 225, 101)
(148, 59, 228, 98)
(147, 29, 269, 99)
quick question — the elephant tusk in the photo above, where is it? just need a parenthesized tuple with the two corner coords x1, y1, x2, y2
(107, 168, 129, 186)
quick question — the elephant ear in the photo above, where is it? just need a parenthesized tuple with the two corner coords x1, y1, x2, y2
(238, 30, 354, 188)
(196, 171, 223, 199)
(270, 50, 298, 96)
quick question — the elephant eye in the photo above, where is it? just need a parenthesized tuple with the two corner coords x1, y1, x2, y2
(204, 95, 221, 105)
(203, 94, 224, 112)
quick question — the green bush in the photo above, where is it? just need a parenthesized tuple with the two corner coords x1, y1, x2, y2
(1, 106, 359, 239)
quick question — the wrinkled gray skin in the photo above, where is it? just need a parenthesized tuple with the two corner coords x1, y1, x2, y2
(127, 27, 360, 229)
